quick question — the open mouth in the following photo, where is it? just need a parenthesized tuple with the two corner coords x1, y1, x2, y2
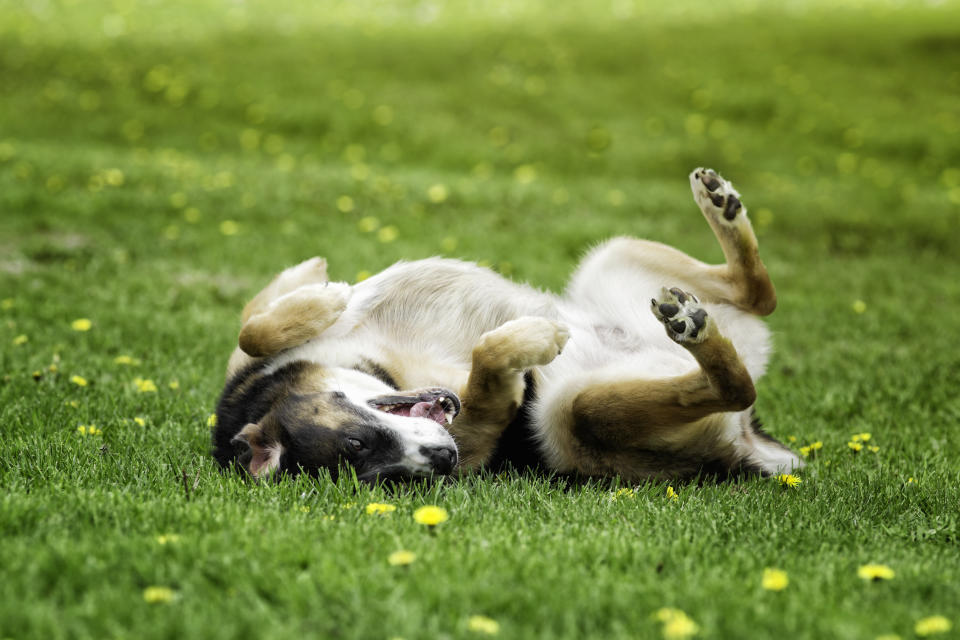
(368, 388, 461, 426)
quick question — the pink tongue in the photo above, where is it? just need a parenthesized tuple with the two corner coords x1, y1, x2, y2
(410, 401, 445, 424)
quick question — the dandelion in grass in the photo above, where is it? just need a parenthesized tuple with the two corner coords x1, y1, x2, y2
(868, 445, 879, 453)
(427, 183, 448, 203)
(134, 377, 157, 393)
(12, 334, 28, 346)
(77, 425, 102, 436)
(851, 432, 872, 442)
(377, 225, 399, 243)
(168, 380, 180, 390)
(143, 586, 176, 604)
(71, 318, 92, 331)
(413, 505, 449, 526)
(762, 568, 789, 591)
(206, 413, 217, 427)
(852, 300, 867, 314)
(848, 441, 863, 453)
(133, 417, 146, 427)
(655, 608, 699, 639)
(915, 616, 952, 636)
(365, 502, 396, 516)
(70, 375, 88, 387)
(776, 474, 801, 488)
(467, 615, 499, 635)
(858, 564, 894, 581)
(114, 355, 139, 365)
(156, 534, 180, 545)
(388, 550, 416, 566)
(666, 486, 679, 501)
(612, 488, 634, 501)
(219, 220, 239, 236)
(297, 506, 310, 513)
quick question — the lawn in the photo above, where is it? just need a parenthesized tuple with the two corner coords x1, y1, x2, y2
(1, 0, 959, 638)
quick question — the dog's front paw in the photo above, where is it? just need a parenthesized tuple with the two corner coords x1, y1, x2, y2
(651, 286, 712, 344)
(690, 168, 745, 224)
(477, 316, 570, 371)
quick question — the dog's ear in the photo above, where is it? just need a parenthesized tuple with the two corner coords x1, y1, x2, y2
(230, 422, 283, 478)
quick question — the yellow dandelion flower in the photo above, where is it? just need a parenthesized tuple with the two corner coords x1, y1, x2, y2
(413, 505, 449, 526)
(611, 488, 635, 501)
(858, 432, 872, 441)
(809, 441, 823, 451)
(787, 435, 797, 443)
(134, 377, 158, 393)
(12, 334, 28, 346)
(848, 441, 863, 452)
(114, 355, 138, 365)
(32, 370, 43, 379)
(297, 505, 311, 513)
(655, 609, 699, 639)
(907, 477, 915, 484)
(134, 417, 146, 427)
(357, 216, 380, 232)
(365, 502, 396, 516)
(427, 183, 449, 203)
(168, 380, 180, 390)
(377, 225, 399, 243)
(513, 164, 536, 184)
(858, 564, 895, 581)
(71, 318, 92, 331)
(799, 446, 811, 457)
(852, 300, 867, 314)
(762, 568, 789, 591)
(206, 413, 217, 427)
(915, 616, 952, 636)
(49, 363, 59, 373)
(142, 586, 176, 604)
(666, 486, 679, 501)
(467, 615, 500, 635)
(776, 474, 801, 488)
(219, 220, 239, 236)
(70, 375, 88, 387)
(156, 533, 181, 545)
(868, 445, 879, 453)
(388, 550, 416, 566)
(875, 634, 901, 640)
(336, 195, 355, 212)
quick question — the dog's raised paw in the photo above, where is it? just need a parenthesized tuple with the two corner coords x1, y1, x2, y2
(690, 168, 744, 223)
(651, 286, 711, 344)
(477, 316, 570, 371)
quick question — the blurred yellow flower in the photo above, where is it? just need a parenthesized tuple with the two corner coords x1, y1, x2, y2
(858, 564, 895, 581)
(134, 378, 158, 393)
(848, 441, 863, 452)
(12, 334, 28, 346)
(612, 488, 634, 501)
(413, 505, 449, 526)
(851, 432, 872, 442)
(219, 220, 239, 236)
(70, 375, 88, 387)
(467, 615, 500, 635)
(655, 608, 699, 639)
(427, 183, 449, 203)
(1, 298, 14, 310)
(365, 502, 396, 516)
(513, 164, 536, 184)
(168, 380, 180, 390)
(336, 195, 355, 212)
(71, 318, 92, 331)
(762, 568, 789, 591)
(134, 417, 146, 427)
(852, 300, 867, 314)
(143, 586, 176, 604)
(776, 474, 801, 488)
(915, 616, 951, 636)
(114, 355, 138, 365)
(156, 533, 181, 545)
(377, 225, 399, 243)
(207, 413, 217, 427)
(77, 424, 102, 436)
(666, 486, 679, 500)
(357, 216, 380, 232)
(388, 550, 416, 566)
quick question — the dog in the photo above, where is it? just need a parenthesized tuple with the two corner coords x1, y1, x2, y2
(212, 168, 801, 482)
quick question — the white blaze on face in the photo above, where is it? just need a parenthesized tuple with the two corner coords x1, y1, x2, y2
(327, 368, 457, 474)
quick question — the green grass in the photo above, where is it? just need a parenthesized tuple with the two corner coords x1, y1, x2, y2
(2, 1, 959, 638)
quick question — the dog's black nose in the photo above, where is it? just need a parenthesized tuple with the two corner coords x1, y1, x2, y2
(420, 445, 457, 474)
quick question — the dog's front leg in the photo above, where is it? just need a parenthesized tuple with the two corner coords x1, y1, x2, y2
(451, 317, 569, 470)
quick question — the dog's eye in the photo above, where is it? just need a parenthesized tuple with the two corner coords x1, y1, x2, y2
(347, 437, 367, 452)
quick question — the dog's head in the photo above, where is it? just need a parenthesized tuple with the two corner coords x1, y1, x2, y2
(229, 367, 459, 482)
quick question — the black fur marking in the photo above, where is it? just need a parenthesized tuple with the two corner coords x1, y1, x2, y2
(211, 360, 309, 467)
(658, 303, 679, 318)
(355, 359, 399, 391)
(487, 373, 549, 472)
(723, 195, 742, 220)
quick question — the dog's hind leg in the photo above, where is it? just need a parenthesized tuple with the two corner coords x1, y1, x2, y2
(451, 317, 569, 470)
(241, 257, 331, 323)
(553, 289, 758, 473)
(567, 169, 775, 316)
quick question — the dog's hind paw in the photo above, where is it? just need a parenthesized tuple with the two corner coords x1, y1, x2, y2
(690, 168, 745, 224)
(651, 286, 712, 344)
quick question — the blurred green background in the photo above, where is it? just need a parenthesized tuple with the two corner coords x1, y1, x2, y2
(1, 1, 959, 639)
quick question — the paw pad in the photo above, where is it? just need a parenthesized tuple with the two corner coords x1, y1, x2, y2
(651, 286, 710, 344)
(690, 168, 745, 223)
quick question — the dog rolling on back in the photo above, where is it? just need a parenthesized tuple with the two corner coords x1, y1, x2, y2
(212, 168, 801, 482)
